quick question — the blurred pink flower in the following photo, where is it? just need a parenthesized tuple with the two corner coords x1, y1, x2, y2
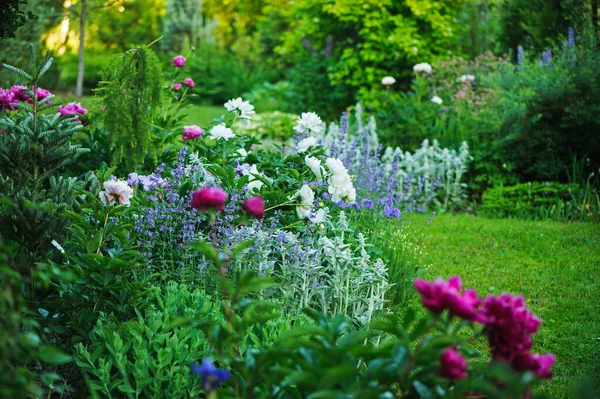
(173, 83, 182, 91)
(183, 78, 195, 87)
(440, 348, 468, 380)
(172, 55, 186, 68)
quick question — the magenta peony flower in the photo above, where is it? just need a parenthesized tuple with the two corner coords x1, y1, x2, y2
(479, 293, 541, 362)
(27, 87, 52, 104)
(9, 85, 29, 102)
(190, 187, 228, 211)
(439, 348, 468, 380)
(59, 102, 88, 116)
(172, 55, 186, 68)
(242, 196, 265, 219)
(413, 276, 480, 320)
(173, 83, 182, 91)
(513, 353, 555, 379)
(58, 102, 88, 122)
(183, 78, 195, 87)
(182, 125, 203, 141)
(0, 88, 19, 111)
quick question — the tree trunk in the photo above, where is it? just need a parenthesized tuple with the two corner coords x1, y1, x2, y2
(75, 0, 87, 98)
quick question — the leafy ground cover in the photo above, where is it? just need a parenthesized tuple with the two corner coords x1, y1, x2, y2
(401, 214, 600, 397)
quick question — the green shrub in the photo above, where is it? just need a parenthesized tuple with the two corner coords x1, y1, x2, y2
(479, 181, 589, 220)
(0, 49, 87, 265)
(97, 46, 163, 174)
(74, 282, 219, 398)
(188, 44, 277, 106)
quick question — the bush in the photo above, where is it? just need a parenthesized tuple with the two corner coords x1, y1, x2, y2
(188, 44, 278, 106)
(479, 181, 588, 220)
(74, 282, 219, 398)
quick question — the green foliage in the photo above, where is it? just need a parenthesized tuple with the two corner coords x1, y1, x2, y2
(0, 1, 62, 87)
(57, 51, 118, 93)
(494, 39, 600, 183)
(287, 53, 354, 120)
(98, 46, 163, 174)
(0, 48, 88, 264)
(497, 0, 590, 54)
(480, 181, 599, 221)
(74, 282, 218, 398)
(277, 0, 468, 99)
(0, 245, 43, 399)
(45, 169, 152, 343)
(0, 0, 36, 39)
(188, 44, 278, 106)
(161, 0, 209, 52)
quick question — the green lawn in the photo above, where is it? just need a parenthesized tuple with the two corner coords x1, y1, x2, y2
(401, 214, 600, 397)
(183, 104, 224, 126)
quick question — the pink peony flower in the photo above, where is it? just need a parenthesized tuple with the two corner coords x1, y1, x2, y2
(513, 353, 555, 379)
(190, 187, 228, 211)
(413, 276, 480, 321)
(58, 102, 88, 122)
(242, 196, 265, 219)
(182, 125, 203, 141)
(172, 55, 186, 68)
(479, 293, 541, 362)
(173, 83, 182, 91)
(9, 85, 29, 102)
(99, 180, 134, 206)
(439, 348, 468, 380)
(59, 102, 88, 116)
(183, 78, 195, 87)
(0, 88, 19, 111)
(27, 87, 52, 104)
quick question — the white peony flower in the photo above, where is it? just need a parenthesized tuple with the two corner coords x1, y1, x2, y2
(224, 97, 255, 122)
(431, 96, 443, 105)
(209, 124, 235, 141)
(305, 155, 323, 179)
(237, 148, 248, 158)
(297, 136, 318, 153)
(309, 207, 329, 224)
(242, 164, 265, 196)
(99, 180, 134, 206)
(294, 184, 315, 219)
(381, 76, 396, 85)
(293, 112, 325, 136)
(457, 74, 475, 83)
(413, 63, 433, 74)
(326, 158, 356, 203)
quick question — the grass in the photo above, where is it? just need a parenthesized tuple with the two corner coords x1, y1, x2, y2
(397, 214, 600, 398)
(183, 104, 224, 126)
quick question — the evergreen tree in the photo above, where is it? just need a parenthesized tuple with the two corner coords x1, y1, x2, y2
(0, 46, 88, 269)
(98, 46, 163, 174)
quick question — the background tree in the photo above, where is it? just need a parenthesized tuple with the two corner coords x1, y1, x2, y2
(67, 0, 124, 97)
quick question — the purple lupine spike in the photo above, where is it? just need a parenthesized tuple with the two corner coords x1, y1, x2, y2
(568, 27, 575, 48)
(517, 45, 524, 65)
